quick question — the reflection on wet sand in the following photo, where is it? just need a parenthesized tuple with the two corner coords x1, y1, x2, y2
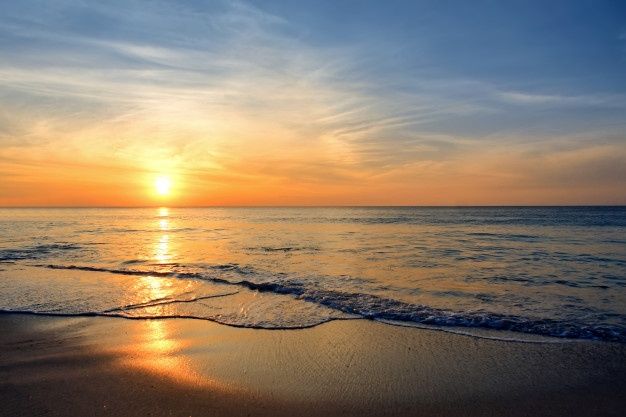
(117, 316, 248, 395)
(114, 284, 231, 390)
(113, 319, 203, 387)
(133, 320, 196, 383)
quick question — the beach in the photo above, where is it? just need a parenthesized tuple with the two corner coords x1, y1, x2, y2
(1, 313, 625, 417)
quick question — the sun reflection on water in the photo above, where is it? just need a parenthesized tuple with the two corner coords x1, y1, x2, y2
(154, 207, 174, 265)
(113, 209, 218, 387)
(155, 235, 170, 263)
(138, 274, 168, 299)
(108, 207, 238, 390)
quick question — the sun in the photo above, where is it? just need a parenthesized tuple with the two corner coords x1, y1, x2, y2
(155, 176, 172, 196)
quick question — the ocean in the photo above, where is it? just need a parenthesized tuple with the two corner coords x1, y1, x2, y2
(0, 207, 624, 342)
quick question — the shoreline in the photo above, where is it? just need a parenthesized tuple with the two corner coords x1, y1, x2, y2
(2, 264, 623, 343)
(1, 313, 625, 417)
(0, 309, 591, 344)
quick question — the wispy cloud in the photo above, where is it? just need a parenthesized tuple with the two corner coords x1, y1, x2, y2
(496, 91, 626, 107)
(0, 1, 493, 170)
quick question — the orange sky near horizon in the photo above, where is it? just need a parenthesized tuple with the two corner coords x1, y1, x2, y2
(1, 138, 623, 206)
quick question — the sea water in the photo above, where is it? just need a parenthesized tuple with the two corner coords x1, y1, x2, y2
(0, 207, 624, 341)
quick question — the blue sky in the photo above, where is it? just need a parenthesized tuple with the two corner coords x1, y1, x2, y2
(0, 0, 625, 205)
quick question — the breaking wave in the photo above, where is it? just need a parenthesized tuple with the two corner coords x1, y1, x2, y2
(16, 263, 623, 343)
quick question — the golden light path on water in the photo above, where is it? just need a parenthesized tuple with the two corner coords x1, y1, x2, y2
(111, 207, 234, 391)
(157, 207, 170, 261)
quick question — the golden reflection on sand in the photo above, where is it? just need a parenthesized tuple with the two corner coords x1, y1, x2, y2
(111, 318, 240, 393)
(116, 278, 232, 390)
(137, 320, 190, 379)
(115, 318, 212, 388)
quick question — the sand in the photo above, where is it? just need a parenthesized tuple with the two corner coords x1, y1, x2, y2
(0, 313, 625, 417)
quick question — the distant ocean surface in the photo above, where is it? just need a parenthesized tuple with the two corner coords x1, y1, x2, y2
(0, 207, 625, 342)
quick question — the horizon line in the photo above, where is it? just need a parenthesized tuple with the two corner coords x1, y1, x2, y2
(1, 204, 625, 209)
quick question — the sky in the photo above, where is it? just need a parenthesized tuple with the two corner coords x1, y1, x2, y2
(0, 0, 625, 206)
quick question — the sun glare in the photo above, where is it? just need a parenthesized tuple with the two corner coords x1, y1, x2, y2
(155, 176, 172, 196)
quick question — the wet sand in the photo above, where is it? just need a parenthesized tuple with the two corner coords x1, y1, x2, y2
(0, 314, 625, 417)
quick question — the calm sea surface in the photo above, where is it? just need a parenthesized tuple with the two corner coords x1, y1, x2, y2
(0, 207, 624, 341)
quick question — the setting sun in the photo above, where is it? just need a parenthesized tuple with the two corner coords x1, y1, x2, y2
(155, 176, 172, 196)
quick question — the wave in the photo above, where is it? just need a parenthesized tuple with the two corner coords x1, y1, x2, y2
(102, 290, 240, 313)
(0, 243, 82, 261)
(0, 309, 344, 330)
(36, 263, 626, 343)
(250, 246, 320, 253)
